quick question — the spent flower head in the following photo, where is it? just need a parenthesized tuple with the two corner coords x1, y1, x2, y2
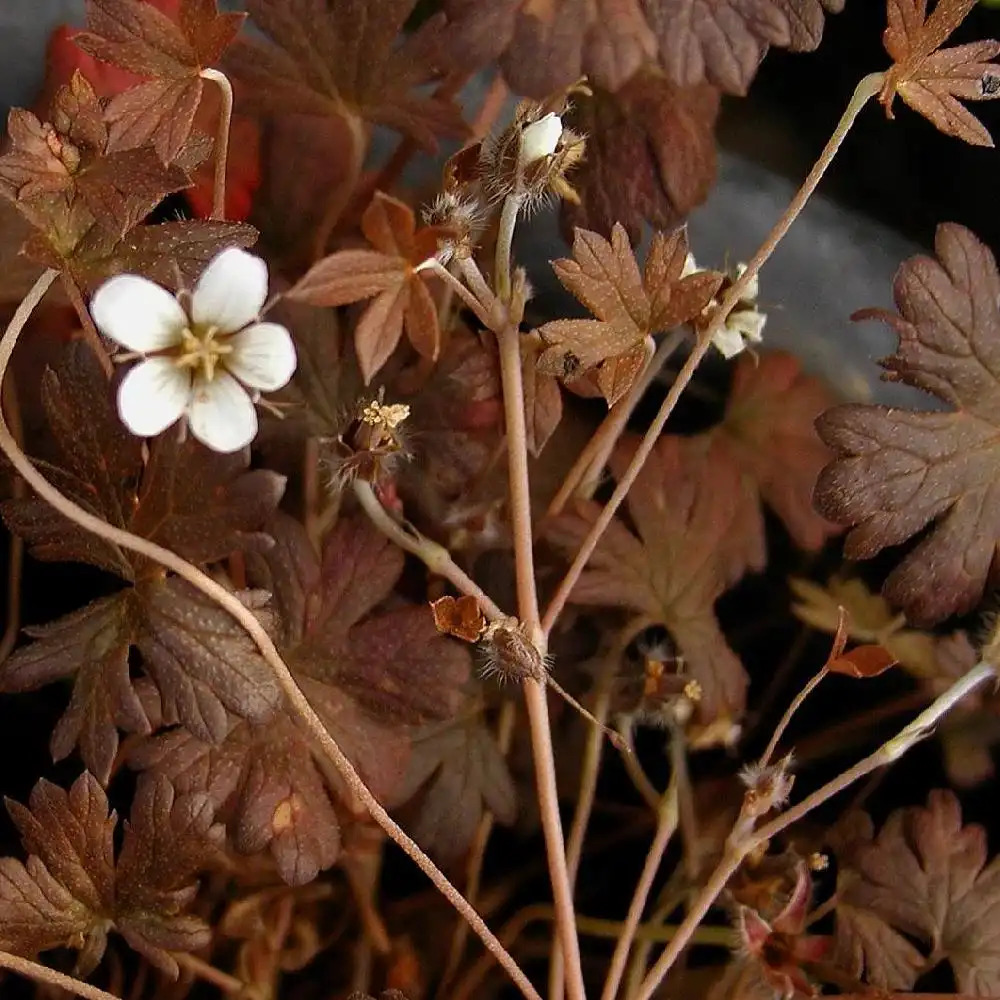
(91, 248, 296, 454)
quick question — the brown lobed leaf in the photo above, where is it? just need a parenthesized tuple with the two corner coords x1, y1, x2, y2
(815, 223, 1000, 625)
(546, 434, 748, 721)
(393, 704, 518, 861)
(642, 0, 845, 95)
(431, 595, 487, 643)
(74, 0, 246, 161)
(831, 790, 1000, 993)
(227, 0, 467, 150)
(0, 772, 221, 977)
(879, 0, 1000, 147)
(132, 514, 470, 883)
(564, 71, 719, 242)
(1, 342, 285, 779)
(288, 192, 445, 384)
(0, 73, 190, 253)
(444, 0, 658, 97)
(705, 351, 840, 581)
(536, 224, 721, 405)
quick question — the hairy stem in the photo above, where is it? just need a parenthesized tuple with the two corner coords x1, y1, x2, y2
(172, 952, 244, 994)
(200, 68, 233, 221)
(541, 72, 884, 638)
(601, 782, 679, 1000)
(496, 318, 586, 1000)
(758, 665, 829, 769)
(548, 660, 616, 1000)
(353, 480, 505, 621)
(495, 194, 524, 303)
(0, 271, 541, 1000)
(0, 950, 122, 1000)
(420, 258, 495, 328)
(632, 659, 996, 1000)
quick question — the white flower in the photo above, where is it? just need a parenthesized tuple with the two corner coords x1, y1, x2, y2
(713, 306, 766, 359)
(519, 113, 562, 166)
(91, 248, 296, 454)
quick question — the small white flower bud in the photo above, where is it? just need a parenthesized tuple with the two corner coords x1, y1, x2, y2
(519, 113, 562, 167)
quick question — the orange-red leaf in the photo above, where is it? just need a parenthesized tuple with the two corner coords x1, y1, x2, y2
(828, 645, 898, 678)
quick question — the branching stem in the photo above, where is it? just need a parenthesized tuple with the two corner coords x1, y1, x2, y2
(0, 271, 540, 1000)
(0, 950, 122, 1000)
(541, 71, 885, 638)
(632, 660, 997, 1000)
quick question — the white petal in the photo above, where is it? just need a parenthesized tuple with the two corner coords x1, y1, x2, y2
(225, 322, 297, 391)
(731, 309, 766, 343)
(91, 275, 186, 352)
(191, 247, 269, 333)
(117, 358, 191, 437)
(712, 326, 747, 360)
(519, 113, 562, 166)
(734, 263, 759, 301)
(188, 372, 258, 453)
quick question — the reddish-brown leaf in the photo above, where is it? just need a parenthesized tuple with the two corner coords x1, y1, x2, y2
(564, 72, 719, 241)
(643, 0, 845, 95)
(226, 0, 466, 150)
(73, 0, 243, 159)
(445, 0, 657, 97)
(431, 595, 487, 643)
(880, 0, 1000, 146)
(706, 351, 840, 581)
(0, 773, 220, 976)
(289, 192, 444, 383)
(536, 223, 720, 405)
(393, 705, 517, 860)
(827, 644, 898, 678)
(546, 435, 748, 721)
(831, 790, 1000, 993)
(815, 223, 1000, 625)
(133, 514, 469, 883)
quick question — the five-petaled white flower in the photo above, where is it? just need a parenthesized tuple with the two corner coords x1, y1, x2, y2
(519, 113, 563, 166)
(91, 248, 296, 454)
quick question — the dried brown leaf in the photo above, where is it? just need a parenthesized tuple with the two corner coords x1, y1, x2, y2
(642, 0, 845, 95)
(0, 773, 220, 976)
(546, 434, 748, 720)
(564, 72, 719, 241)
(832, 790, 1000, 993)
(444, 0, 657, 96)
(227, 0, 466, 150)
(536, 224, 720, 405)
(815, 223, 1000, 625)
(880, 0, 1000, 146)
(288, 193, 444, 383)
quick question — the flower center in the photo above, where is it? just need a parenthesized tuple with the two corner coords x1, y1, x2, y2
(174, 325, 233, 382)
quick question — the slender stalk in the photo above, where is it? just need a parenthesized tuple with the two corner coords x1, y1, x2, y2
(546, 332, 680, 519)
(497, 305, 585, 1000)
(0, 950, 122, 1000)
(420, 258, 495, 328)
(758, 666, 828, 769)
(495, 194, 524, 303)
(547, 661, 616, 1000)
(0, 272, 540, 1000)
(199, 68, 233, 221)
(541, 72, 884, 639)
(61, 272, 112, 377)
(457, 256, 497, 316)
(601, 782, 679, 1000)
(352, 480, 505, 621)
(172, 952, 244, 994)
(631, 660, 997, 1000)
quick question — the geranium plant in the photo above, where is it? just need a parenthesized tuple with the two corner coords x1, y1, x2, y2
(0, 2, 998, 1000)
